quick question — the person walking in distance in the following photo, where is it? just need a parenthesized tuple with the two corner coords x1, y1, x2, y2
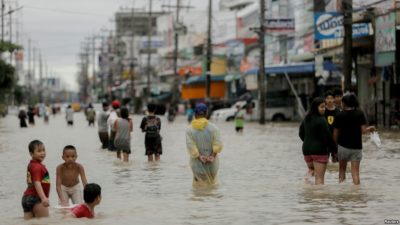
(66, 105, 74, 126)
(97, 102, 110, 149)
(113, 107, 133, 162)
(107, 100, 121, 151)
(140, 104, 163, 162)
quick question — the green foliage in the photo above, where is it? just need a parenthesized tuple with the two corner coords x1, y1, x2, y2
(0, 60, 15, 91)
(0, 40, 20, 109)
(0, 40, 22, 52)
(13, 85, 25, 105)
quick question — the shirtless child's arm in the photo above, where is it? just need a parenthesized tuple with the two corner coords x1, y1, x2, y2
(56, 165, 68, 206)
(78, 164, 88, 187)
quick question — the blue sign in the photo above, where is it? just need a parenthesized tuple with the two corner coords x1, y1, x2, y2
(142, 40, 164, 48)
(314, 12, 370, 40)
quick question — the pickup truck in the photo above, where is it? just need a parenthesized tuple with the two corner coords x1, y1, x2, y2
(210, 99, 294, 122)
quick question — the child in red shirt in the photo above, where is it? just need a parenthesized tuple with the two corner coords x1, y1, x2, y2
(21, 140, 50, 219)
(69, 183, 101, 219)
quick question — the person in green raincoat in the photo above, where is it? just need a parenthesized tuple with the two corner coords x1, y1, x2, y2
(186, 103, 223, 186)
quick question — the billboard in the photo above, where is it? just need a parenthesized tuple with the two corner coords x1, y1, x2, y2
(314, 12, 370, 40)
(375, 12, 396, 53)
(265, 18, 295, 34)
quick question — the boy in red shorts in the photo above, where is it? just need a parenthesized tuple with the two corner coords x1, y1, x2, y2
(21, 140, 50, 219)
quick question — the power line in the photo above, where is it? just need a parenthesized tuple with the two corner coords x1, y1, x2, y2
(24, 6, 109, 17)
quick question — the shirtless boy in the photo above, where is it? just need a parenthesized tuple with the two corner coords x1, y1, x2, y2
(56, 145, 88, 206)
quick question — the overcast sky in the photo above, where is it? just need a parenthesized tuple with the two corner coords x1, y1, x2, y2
(17, 0, 220, 91)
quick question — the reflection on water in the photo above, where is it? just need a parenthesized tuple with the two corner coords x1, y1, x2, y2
(0, 114, 399, 225)
(191, 184, 223, 200)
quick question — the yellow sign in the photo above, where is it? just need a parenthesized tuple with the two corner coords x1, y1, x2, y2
(122, 70, 135, 80)
(211, 57, 226, 76)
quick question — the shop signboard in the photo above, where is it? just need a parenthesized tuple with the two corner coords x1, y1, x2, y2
(314, 12, 370, 40)
(265, 18, 295, 34)
(375, 12, 396, 66)
(375, 12, 396, 53)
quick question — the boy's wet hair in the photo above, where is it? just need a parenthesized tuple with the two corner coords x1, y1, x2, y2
(333, 88, 343, 97)
(28, 140, 43, 153)
(63, 145, 77, 154)
(84, 183, 101, 203)
(102, 102, 109, 108)
(147, 103, 157, 113)
(324, 90, 334, 98)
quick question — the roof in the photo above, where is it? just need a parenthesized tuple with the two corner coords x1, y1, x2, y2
(185, 75, 226, 85)
(244, 61, 339, 76)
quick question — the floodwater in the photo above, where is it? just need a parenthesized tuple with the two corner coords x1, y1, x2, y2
(0, 112, 399, 225)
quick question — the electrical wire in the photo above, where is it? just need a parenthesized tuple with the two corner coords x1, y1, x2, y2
(23, 6, 109, 17)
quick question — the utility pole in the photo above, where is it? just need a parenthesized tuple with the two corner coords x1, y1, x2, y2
(1, 0, 4, 43)
(173, 0, 181, 107)
(162, 2, 193, 107)
(258, 0, 266, 124)
(27, 38, 31, 103)
(342, 0, 352, 91)
(92, 35, 96, 95)
(146, 0, 153, 102)
(129, 5, 141, 112)
(205, 0, 212, 100)
(130, 7, 135, 111)
(32, 46, 36, 83)
(8, 5, 11, 63)
(39, 52, 43, 102)
(8, 5, 13, 105)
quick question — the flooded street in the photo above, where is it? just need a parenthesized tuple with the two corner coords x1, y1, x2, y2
(1, 113, 400, 225)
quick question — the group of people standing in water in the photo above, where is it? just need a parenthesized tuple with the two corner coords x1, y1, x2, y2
(95, 101, 223, 186)
(299, 89, 375, 185)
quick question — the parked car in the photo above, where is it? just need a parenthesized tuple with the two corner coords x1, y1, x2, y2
(210, 99, 294, 122)
(210, 101, 247, 122)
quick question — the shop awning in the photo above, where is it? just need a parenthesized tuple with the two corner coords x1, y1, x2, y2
(224, 73, 241, 82)
(244, 61, 339, 76)
(185, 75, 226, 85)
(150, 92, 172, 102)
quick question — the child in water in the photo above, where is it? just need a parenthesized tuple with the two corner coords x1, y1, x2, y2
(56, 145, 88, 206)
(67, 183, 101, 219)
(234, 105, 245, 133)
(21, 140, 50, 219)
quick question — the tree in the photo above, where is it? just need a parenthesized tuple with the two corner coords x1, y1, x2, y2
(0, 41, 22, 115)
(0, 59, 15, 90)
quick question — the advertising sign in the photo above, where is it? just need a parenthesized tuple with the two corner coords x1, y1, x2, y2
(142, 40, 164, 48)
(314, 12, 370, 40)
(375, 12, 396, 53)
(265, 18, 295, 33)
